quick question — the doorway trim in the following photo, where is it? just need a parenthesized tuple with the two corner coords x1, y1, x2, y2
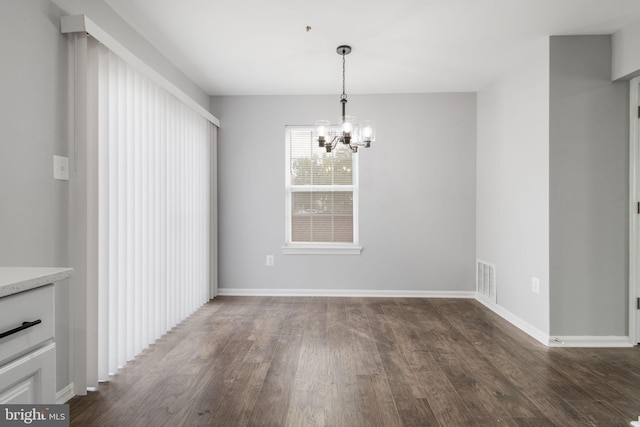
(629, 76, 639, 345)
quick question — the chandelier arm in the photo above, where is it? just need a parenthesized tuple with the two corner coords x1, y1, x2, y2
(331, 135, 340, 148)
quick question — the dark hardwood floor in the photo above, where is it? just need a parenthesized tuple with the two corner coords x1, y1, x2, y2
(68, 297, 640, 426)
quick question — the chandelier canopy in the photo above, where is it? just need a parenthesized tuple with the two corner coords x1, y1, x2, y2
(315, 45, 375, 153)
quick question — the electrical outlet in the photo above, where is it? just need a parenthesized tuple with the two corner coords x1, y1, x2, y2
(266, 255, 274, 266)
(53, 155, 69, 181)
(531, 277, 540, 294)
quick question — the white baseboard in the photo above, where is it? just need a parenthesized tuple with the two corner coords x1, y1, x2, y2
(548, 335, 634, 348)
(474, 296, 635, 348)
(216, 288, 476, 298)
(56, 382, 75, 404)
(474, 295, 550, 346)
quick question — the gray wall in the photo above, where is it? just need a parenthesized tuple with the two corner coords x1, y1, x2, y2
(0, 0, 71, 393)
(211, 94, 477, 293)
(476, 39, 551, 335)
(477, 35, 630, 339)
(549, 36, 629, 336)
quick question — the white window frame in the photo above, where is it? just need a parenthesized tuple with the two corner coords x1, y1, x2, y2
(283, 126, 362, 255)
(629, 76, 640, 345)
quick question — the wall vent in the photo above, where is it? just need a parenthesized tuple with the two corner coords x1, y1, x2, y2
(476, 260, 497, 304)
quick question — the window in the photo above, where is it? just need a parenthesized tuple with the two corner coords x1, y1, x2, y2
(284, 126, 361, 254)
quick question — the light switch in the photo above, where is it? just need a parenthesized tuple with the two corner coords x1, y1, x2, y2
(53, 155, 69, 181)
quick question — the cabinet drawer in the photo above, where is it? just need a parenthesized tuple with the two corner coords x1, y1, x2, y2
(0, 285, 54, 365)
(0, 342, 56, 404)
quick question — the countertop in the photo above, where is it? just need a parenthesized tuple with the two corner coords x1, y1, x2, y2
(0, 267, 74, 298)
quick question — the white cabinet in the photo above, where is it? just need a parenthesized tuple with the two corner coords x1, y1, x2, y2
(0, 343, 55, 404)
(0, 284, 56, 404)
(0, 267, 73, 405)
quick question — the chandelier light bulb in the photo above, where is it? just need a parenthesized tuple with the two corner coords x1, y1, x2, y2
(342, 121, 353, 135)
(315, 120, 330, 147)
(361, 120, 375, 147)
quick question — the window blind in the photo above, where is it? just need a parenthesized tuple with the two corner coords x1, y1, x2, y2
(96, 44, 212, 380)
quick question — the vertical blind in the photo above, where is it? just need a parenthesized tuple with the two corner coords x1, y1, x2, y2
(287, 127, 356, 243)
(96, 44, 212, 380)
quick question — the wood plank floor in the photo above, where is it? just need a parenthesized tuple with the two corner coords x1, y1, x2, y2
(68, 297, 640, 426)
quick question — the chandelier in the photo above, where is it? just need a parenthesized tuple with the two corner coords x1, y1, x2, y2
(315, 45, 375, 153)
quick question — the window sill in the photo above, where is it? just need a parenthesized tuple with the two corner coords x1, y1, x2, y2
(282, 243, 363, 255)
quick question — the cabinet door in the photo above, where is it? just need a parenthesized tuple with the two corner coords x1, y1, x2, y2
(0, 343, 55, 404)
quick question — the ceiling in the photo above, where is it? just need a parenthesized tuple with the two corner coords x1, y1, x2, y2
(105, 0, 640, 96)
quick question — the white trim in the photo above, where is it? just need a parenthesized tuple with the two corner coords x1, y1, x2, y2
(56, 383, 75, 404)
(217, 288, 476, 298)
(282, 243, 362, 255)
(474, 295, 549, 346)
(548, 336, 634, 348)
(475, 293, 496, 307)
(210, 128, 218, 299)
(60, 15, 220, 128)
(67, 30, 92, 396)
(629, 76, 640, 345)
(475, 295, 634, 348)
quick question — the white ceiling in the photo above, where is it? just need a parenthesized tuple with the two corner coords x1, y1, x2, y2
(105, 0, 640, 96)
